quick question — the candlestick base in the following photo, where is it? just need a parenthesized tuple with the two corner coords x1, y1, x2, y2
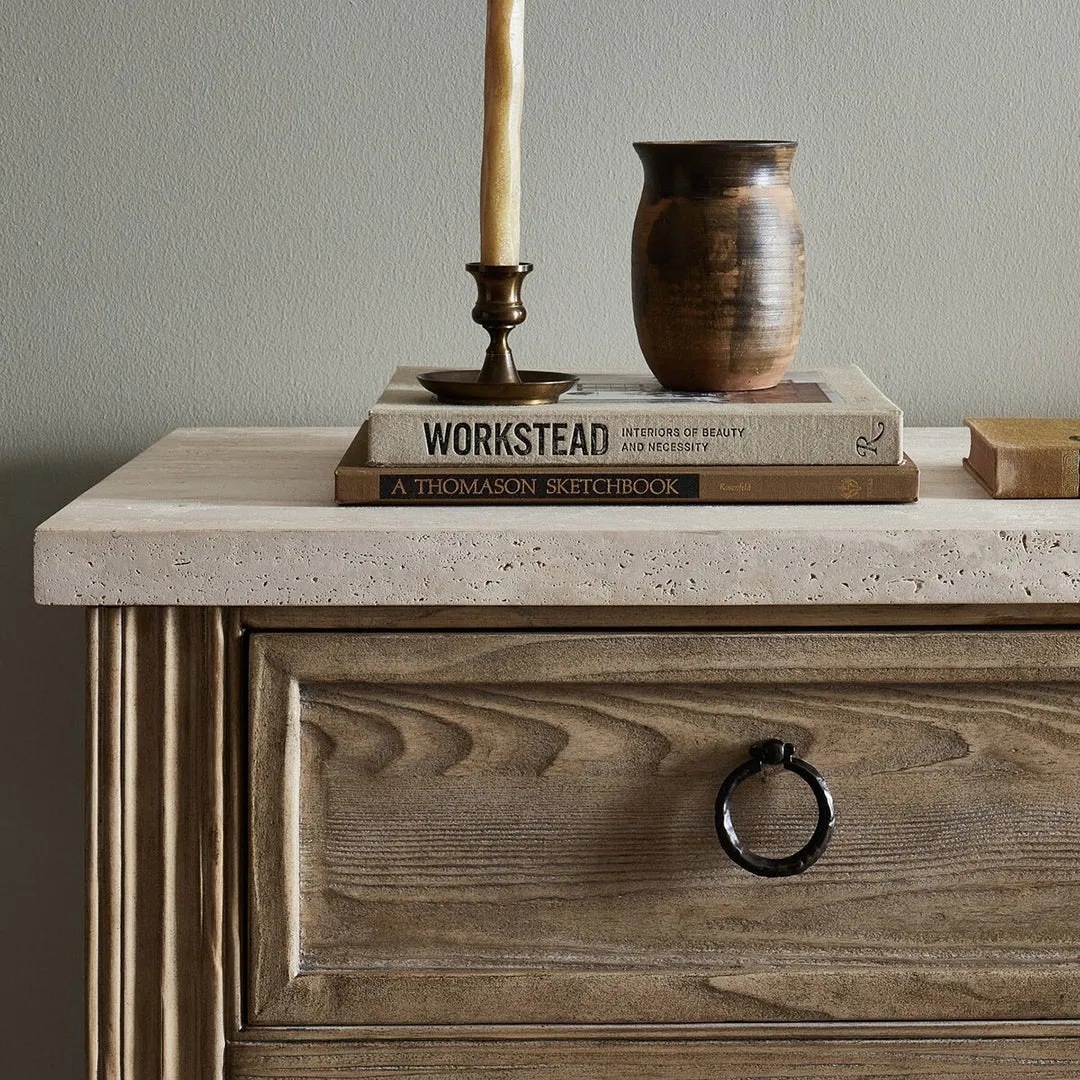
(417, 262, 577, 405)
(416, 367, 579, 405)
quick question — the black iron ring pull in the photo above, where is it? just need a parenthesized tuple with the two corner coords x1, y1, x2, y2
(714, 739, 836, 878)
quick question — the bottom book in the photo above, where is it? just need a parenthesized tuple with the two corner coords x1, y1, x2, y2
(335, 425, 919, 505)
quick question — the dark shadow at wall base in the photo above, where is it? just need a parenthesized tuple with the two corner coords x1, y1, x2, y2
(1, 455, 121, 1078)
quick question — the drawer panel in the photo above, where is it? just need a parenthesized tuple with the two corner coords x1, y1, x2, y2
(247, 631, 1080, 1026)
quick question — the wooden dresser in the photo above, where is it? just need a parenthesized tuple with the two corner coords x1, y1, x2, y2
(34, 428, 1080, 1079)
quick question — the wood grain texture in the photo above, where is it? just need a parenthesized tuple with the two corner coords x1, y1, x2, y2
(248, 629, 1080, 1027)
(87, 608, 122, 1080)
(87, 611, 1080, 1077)
(227, 1036, 1080, 1078)
(251, 628, 1080, 686)
(240, 603, 1080, 631)
(224, 610, 247, 1041)
(248, 639, 301, 1021)
(227, 1019, 1080, 1043)
(89, 607, 227, 1080)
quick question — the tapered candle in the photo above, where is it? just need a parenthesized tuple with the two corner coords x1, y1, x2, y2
(480, 0, 524, 265)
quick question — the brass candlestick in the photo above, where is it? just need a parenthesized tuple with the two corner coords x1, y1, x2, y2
(417, 263, 577, 405)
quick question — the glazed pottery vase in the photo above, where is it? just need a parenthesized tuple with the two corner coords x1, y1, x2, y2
(631, 141, 805, 391)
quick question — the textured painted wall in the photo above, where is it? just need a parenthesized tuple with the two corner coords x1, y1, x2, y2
(4, 0, 1080, 1070)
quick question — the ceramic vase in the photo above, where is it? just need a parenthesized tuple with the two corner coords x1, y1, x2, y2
(631, 141, 805, 391)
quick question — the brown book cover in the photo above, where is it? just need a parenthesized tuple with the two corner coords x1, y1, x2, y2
(335, 424, 919, 505)
(964, 418, 1080, 498)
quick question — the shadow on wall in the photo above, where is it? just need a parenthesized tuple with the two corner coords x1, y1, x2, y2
(1, 454, 118, 1077)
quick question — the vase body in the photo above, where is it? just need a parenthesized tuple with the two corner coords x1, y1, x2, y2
(631, 141, 805, 391)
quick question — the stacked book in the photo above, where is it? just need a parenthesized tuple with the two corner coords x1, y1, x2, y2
(335, 365, 916, 505)
(964, 418, 1080, 498)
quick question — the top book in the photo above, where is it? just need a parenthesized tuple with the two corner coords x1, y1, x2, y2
(366, 365, 903, 467)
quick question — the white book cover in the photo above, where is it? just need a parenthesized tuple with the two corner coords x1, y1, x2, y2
(367, 366, 903, 466)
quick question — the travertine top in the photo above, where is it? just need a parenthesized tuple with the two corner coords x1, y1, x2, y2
(33, 427, 1080, 607)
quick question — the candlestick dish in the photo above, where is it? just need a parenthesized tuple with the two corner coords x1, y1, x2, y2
(417, 262, 577, 405)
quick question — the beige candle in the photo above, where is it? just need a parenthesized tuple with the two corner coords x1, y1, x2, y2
(480, 0, 524, 265)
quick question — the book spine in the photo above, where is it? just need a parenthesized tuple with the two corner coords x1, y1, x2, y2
(992, 445, 1078, 497)
(366, 410, 902, 466)
(335, 465, 918, 505)
(964, 427, 1000, 495)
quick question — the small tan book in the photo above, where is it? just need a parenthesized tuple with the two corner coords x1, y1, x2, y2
(964, 418, 1080, 498)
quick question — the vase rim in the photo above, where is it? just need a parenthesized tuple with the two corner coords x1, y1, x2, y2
(633, 140, 797, 149)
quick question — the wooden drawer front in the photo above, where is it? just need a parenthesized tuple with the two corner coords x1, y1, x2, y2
(247, 630, 1080, 1027)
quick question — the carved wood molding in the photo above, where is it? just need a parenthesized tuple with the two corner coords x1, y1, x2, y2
(88, 607, 229, 1080)
(226, 1034, 1080, 1077)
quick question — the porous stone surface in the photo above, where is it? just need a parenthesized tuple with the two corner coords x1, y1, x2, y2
(33, 428, 1080, 607)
